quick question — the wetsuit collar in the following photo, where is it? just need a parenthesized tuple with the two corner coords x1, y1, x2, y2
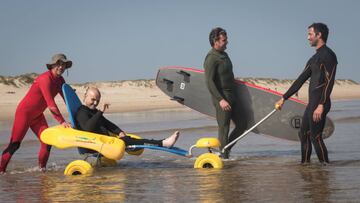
(211, 48, 226, 56)
(316, 44, 327, 52)
(81, 105, 98, 113)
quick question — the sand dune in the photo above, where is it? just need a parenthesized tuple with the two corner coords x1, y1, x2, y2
(0, 73, 359, 122)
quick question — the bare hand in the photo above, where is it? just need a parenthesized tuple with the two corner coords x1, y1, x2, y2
(275, 98, 285, 110)
(102, 103, 110, 113)
(313, 104, 324, 122)
(118, 132, 126, 138)
(219, 99, 231, 111)
(61, 121, 72, 128)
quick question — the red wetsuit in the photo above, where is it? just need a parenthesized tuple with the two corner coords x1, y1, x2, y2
(0, 70, 65, 172)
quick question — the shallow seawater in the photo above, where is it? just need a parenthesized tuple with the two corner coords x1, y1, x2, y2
(0, 100, 360, 202)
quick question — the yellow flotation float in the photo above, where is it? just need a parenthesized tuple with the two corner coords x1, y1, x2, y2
(41, 125, 125, 161)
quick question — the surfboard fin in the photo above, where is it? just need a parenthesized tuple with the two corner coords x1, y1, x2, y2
(171, 96, 185, 103)
(176, 70, 190, 82)
(162, 78, 174, 92)
(176, 70, 190, 77)
(162, 78, 174, 85)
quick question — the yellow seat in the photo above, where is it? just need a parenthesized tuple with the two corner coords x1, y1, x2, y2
(195, 138, 221, 148)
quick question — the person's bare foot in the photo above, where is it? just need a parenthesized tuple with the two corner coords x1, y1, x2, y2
(162, 131, 180, 148)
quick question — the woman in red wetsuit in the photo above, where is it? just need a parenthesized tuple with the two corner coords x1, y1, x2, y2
(0, 53, 73, 173)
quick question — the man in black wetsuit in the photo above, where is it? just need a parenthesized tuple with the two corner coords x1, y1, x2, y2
(76, 87, 180, 148)
(276, 23, 337, 165)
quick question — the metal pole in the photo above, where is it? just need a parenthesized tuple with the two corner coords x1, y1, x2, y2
(222, 108, 277, 153)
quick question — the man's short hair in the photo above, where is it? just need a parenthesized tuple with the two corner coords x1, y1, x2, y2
(308, 23, 329, 43)
(209, 27, 227, 47)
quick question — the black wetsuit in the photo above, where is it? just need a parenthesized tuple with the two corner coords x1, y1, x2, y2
(283, 45, 337, 163)
(76, 105, 163, 148)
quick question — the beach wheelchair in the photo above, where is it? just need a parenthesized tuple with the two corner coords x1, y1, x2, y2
(40, 84, 223, 175)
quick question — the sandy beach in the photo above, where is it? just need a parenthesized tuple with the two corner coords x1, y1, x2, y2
(0, 80, 183, 122)
(1, 77, 360, 122)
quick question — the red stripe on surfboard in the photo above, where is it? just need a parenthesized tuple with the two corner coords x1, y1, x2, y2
(159, 66, 307, 105)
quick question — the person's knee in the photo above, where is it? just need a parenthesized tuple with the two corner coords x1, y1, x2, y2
(121, 136, 132, 143)
(298, 130, 308, 141)
(3, 142, 21, 155)
(310, 132, 322, 143)
(233, 120, 246, 131)
(217, 117, 231, 127)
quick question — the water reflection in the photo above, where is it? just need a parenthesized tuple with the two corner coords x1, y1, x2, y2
(41, 171, 126, 202)
(194, 169, 235, 203)
(297, 165, 330, 203)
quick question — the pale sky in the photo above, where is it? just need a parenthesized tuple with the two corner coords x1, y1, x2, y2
(1, 0, 359, 83)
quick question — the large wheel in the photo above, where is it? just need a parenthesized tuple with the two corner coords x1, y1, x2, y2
(64, 160, 93, 176)
(194, 153, 223, 169)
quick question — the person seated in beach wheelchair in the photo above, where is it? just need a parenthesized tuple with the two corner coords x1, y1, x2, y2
(75, 87, 180, 162)
(41, 84, 224, 175)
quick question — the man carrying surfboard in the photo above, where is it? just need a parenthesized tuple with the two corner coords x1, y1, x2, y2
(204, 27, 244, 159)
(0, 53, 72, 173)
(76, 87, 180, 149)
(276, 23, 337, 165)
